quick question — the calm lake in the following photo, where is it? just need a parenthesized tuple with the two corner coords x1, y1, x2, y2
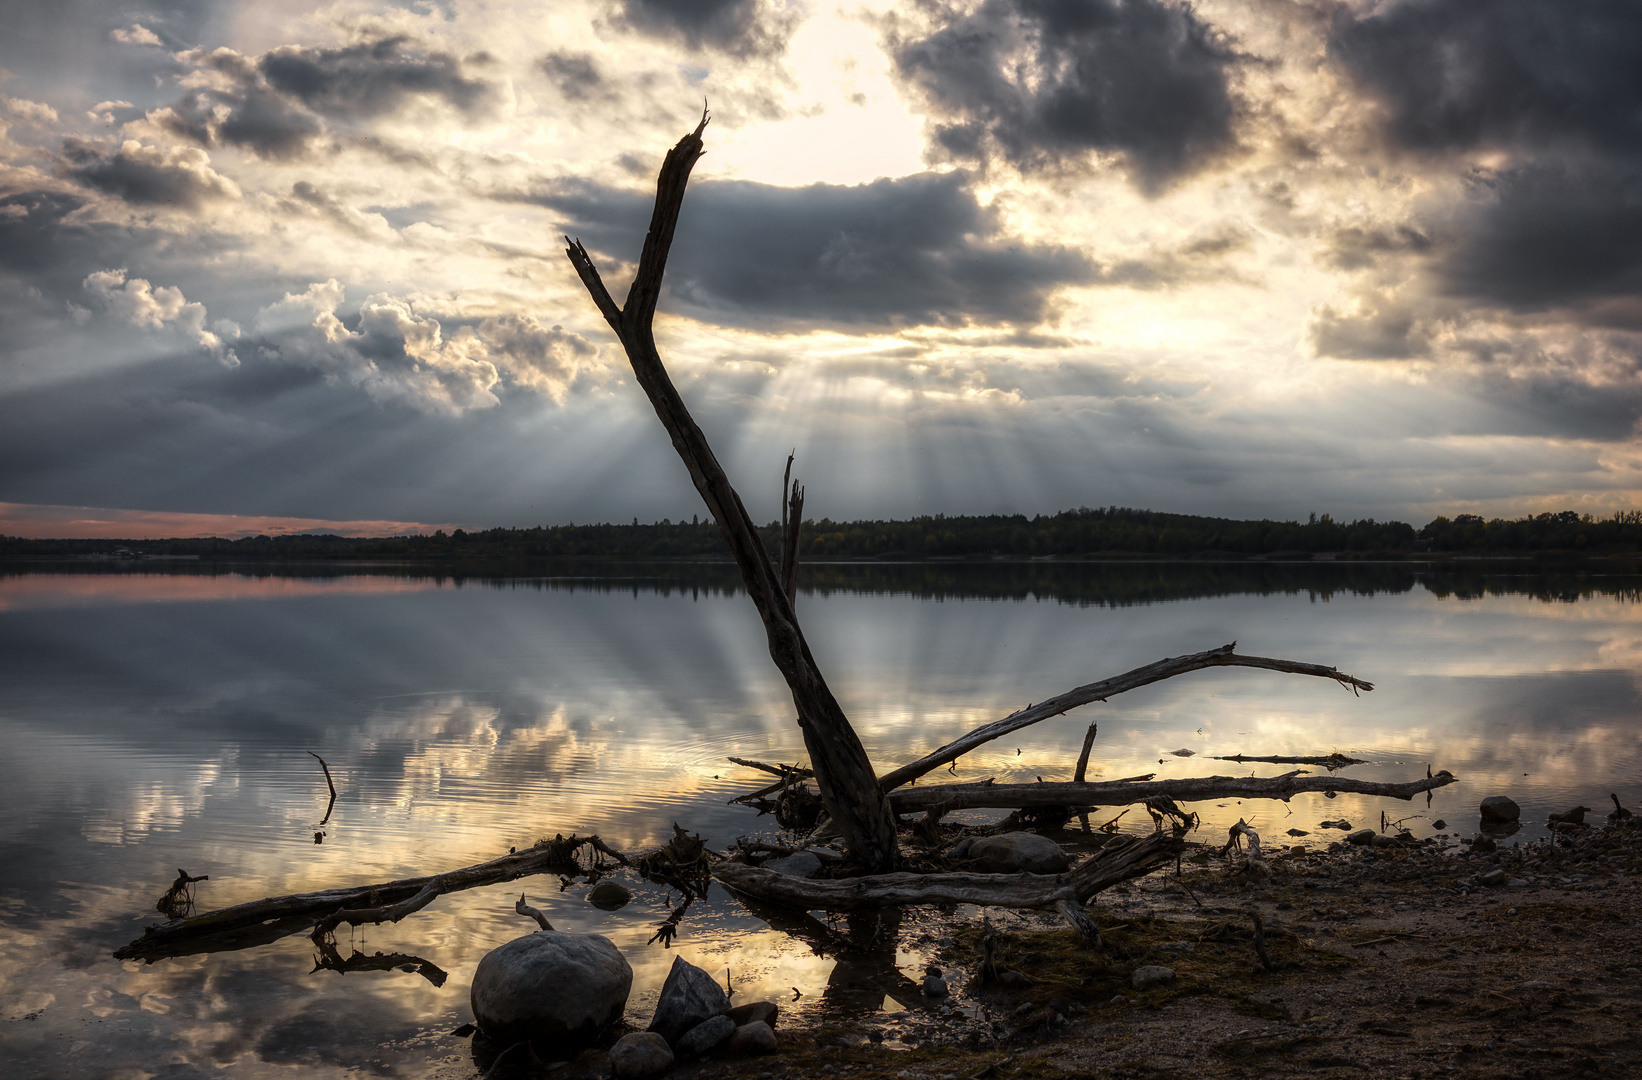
(2, 561, 1640, 1078)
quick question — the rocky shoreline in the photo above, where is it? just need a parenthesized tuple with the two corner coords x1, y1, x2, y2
(461, 807, 1642, 1080)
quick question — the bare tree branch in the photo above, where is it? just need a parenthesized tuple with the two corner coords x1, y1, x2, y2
(878, 643, 1373, 791)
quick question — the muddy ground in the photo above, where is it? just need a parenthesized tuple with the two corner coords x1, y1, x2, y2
(493, 811, 1642, 1080)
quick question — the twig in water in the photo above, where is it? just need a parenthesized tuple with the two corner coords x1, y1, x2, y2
(308, 752, 338, 826)
(515, 894, 553, 931)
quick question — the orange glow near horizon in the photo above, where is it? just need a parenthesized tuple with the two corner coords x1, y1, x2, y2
(0, 501, 470, 541)
(0, 572, 444, 611)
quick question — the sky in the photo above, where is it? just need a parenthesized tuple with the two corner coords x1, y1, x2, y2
(1, 0, 1640, 538)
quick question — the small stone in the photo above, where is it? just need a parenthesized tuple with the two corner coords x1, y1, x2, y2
(676, 1014, 735, 1057)
(1287, 829, 1309, 837)
(723, 1000, 780, 1029)
(763, 852, 823, 878)
(1131, 965, 1176, 991)
(1346, 829, 1376, 846)
(1507, 877, 1530, 889)
(1370, 834, 1399, 848)
(726, 1020, 778, 1056)
(1471, 835, 1498, 854)
(1480, 796, 1521, 823)
(1290, 845, 1306, 856)
(966, 832, 1070, 874)
(922, 976, 949, 998)
(609, 1032, 674, 1078)
(588, 880, 634, 909)
(1432, 819, 1447, 830)
(1480, 868, 1507, 887)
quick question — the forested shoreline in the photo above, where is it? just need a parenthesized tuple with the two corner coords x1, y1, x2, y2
(5, 506, 1641, 562)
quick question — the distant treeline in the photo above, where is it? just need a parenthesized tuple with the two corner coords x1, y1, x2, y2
(5, 506, 1642, 562)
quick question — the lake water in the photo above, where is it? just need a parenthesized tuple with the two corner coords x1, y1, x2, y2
(2, 561, 1640, 1078)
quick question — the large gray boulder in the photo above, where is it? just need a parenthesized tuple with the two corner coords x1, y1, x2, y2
(646, 955, 730, 1047)
(966, 832, 1070, 874)
(470, 931, 632, 1053)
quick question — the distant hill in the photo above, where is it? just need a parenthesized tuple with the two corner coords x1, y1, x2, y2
(4, 506, 1641, 562)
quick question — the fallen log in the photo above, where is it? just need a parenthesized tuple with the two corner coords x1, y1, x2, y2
(713, 829, 1183, 917)
(114, 834, 620, 961)
(876, 643, 1372, 791)
(887, 770, 1455, 815)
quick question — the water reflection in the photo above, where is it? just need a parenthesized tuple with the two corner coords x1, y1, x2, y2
(1, 562, 1641, 1077)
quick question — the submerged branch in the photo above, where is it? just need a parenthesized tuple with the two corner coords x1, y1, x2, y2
(877, 643, 1374, 791)
(1211, 752, 1365, 770)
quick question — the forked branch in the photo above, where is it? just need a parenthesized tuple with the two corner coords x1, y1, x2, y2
(877, 643, 1373, 791)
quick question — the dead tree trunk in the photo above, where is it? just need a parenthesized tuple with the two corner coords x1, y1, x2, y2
(564, 115, 897, 871)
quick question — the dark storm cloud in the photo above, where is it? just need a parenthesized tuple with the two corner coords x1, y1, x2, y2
(538, 52, 604, 100)
(532, 172, 1097, 329)
(61, 138, 240, 208)
(1321, 225, 1433, 272)
(889, 0, 1242, 191)
(1327, 0, 1642, 157)
(257, 36, 492, 120)
(154, 37, 493, 160)
(1441, 162, 1642, 328)
(612, 0, 798, 58)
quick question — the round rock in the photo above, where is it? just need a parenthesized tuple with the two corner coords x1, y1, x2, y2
(966, 832, 1070, 874)
(470, 931, 632, 1053)
(1480, 796, 1521, 823)
(609, 1032, 674, 1078)
(675, 1014, 735, 1058)
(722, 1000, 779, 1029)
(588, 880, 634, 910)
(1131, 965, 1176, 991)
(726, 1020, 778, 1056)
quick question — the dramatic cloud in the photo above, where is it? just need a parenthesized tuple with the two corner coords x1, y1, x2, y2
(612, 0, 799, 58)
(152, 37, 493, 159)
(83, 268, 239, 365)
(61, 138, 240, 207)
(535, 171, 1097, 329)
(1328, 0, 1642, 157)
(537, 52, 604, 101)
(251, 283, 598, 412)
(889, 0, 1242, 190)
(1441, 161, 1642, 328)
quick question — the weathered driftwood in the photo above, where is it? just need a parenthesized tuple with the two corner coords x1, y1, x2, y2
(714, 830, 1182, 916)
(1211, 752, 1364, 770)
(876, 643, 1373, 791)
(887, 769, 1455, 815)
(114, 835, 619, 960)
(566, 114, 898, 872)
